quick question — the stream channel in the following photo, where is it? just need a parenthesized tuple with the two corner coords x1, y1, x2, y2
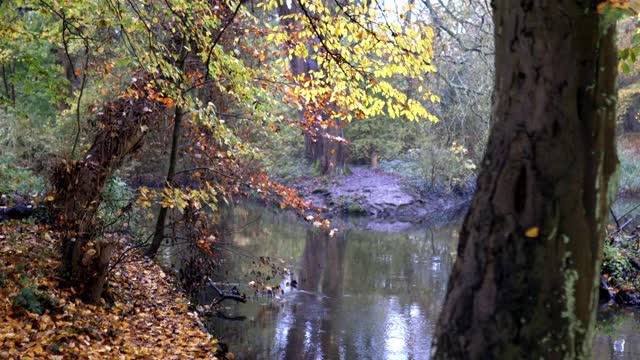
(162, 203, 640, 359)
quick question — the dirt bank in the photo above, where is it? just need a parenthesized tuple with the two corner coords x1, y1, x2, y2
(290, 167, 471, 228)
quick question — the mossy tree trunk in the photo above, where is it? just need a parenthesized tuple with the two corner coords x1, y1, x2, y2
(433, 2, 618, 359)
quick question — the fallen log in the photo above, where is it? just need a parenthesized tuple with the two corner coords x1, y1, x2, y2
(0, 204, 34, 222)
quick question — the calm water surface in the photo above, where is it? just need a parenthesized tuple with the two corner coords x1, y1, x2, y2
(172, 204, 640, 359)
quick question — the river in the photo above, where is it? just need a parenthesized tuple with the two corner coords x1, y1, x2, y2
(165, 203, 640, 359)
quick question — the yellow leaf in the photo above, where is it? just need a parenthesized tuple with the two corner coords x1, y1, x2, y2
(525, 227, 539, 238)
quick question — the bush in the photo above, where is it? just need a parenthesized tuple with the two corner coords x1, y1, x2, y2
(259, 124, 312, 182)
(0, 153, 46, 196)
(416, 142, 477, 193)
(11, 286, 57, 315)
(602, 242, 633, 281)
(617, 140, 640, 194)
(380, 138, 477, 194)
(345, 116, 425, 165)
(346, 202, 368, 215)
(0, 109, 51, 197)
(97, 175, 138, 230)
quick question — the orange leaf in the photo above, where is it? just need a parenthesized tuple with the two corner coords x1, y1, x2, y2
(525, 227, 539, 238)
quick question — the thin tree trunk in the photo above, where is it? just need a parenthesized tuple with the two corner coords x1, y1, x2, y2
(9, 63, 15, 107)
(433, 2, 618, 359)
(146, 105, 184, 258)
(1, 64, 10, 101)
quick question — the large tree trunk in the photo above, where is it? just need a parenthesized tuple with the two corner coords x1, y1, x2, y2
(433, 2, 618, 359)
(278, 1, 345, 175)
(52, 76, 165, 303)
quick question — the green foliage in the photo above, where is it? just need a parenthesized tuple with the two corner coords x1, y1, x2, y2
(346, 201, 367, 215)
(417, 143, 476, 192)
(259, 124, 311, 182)
(345, 116, 426, 164)
(0, 109, 50, 196)
(602, 225, 640, 291)
(617, 141, 640, 194)
(380, 137, 477, 194)
(11, 286, 57, 315)
(0, 153, 45, 196)
(102, 176, 132, 208)
(97, 175, 133, 226)
(0, 6, 69, 121)
(603, 242, 633, 280)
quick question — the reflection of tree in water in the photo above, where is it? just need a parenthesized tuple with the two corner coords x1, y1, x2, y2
(593, 310, 640, 360)
(342, 227, 455, 314)
(196, 204, 462, 358)
(273, 225, 458, 359)
(283, 229, 347, 359)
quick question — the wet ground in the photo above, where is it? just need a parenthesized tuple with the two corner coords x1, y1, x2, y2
(292, 167, 470, 226)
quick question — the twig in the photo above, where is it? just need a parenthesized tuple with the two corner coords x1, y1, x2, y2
(71, 45, 89, 157)
(203, 1, 245, 82)
(610, 207, 620, 228)
(210, 283, 246, 305)
(609, 218, 634, 239)
(617, 201, 640, 222)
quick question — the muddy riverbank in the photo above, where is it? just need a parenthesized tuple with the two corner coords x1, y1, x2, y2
(289, 167, 472, 229)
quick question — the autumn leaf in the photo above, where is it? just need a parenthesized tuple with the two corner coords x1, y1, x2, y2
(525, 227, 540, 238)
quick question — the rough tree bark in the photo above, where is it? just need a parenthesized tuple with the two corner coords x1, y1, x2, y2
(433, 2, 618, 359)
(277, 1, 345, 175)
(52, 76, 165, 303)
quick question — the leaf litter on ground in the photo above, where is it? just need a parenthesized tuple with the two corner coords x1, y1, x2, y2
(0, 221, 230, 359)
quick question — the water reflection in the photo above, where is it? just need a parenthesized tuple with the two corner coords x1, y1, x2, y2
(198, 204, 638, 359)
(203, 204, 456, 359)
(594, 309, 640, 359)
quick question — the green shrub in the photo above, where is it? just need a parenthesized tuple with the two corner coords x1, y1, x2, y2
(98, 175, 135, 228)
(0, 109, 50, 196)
(603, 243, 631, 279)
(346, 202, 367, 215)
(11, 286, 57, 315)
(381, 138, 477, 194)
(617, 142, 640, 194)
(416, 142, 477, 192)
(258, 124, 312, 182)
(0, 153, 45, 196)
